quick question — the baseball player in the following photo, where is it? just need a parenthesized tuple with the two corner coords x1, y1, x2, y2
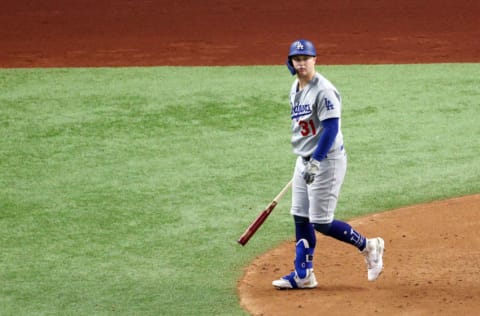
(272, 39, 385, 289)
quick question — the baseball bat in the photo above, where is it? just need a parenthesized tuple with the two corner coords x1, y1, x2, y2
(237, 179, 293, 246)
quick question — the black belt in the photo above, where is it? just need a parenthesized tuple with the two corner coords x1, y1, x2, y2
(302, 144, 344, 162)
(302, 156, 311, 162)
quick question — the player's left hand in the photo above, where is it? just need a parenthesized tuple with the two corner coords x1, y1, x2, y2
(302, 159, 320, 184)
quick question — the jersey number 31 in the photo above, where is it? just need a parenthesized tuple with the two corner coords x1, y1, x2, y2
(299, 119, 317, 136)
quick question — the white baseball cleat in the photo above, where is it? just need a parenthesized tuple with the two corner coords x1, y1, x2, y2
(272, 269, 318, 289)
(363, 237, 385, 281)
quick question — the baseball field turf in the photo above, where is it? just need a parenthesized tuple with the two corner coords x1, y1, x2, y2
(1, 64, 479, 315)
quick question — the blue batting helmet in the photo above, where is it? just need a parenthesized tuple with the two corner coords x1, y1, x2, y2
(286, 39, 317, 75)
(288, 39, 317, 58)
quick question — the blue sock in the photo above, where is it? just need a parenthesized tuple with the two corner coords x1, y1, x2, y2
(294, 216, 316, 249)
(315, 220, 366, 251)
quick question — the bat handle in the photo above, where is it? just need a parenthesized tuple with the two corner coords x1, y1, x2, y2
(273, 179, 293, 203)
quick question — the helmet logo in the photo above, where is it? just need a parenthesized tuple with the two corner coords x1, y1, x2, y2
(295, 41, 304, 50)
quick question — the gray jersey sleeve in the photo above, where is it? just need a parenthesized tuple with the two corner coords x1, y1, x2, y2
(318, 89, 341, 121)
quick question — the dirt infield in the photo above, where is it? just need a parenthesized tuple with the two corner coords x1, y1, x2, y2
(238, 195, 480, 315)
(2, 1, 479, 315)
(1, 0, 479, 67)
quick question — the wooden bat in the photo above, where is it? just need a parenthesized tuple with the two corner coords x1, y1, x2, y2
(237, 179, 293, 246)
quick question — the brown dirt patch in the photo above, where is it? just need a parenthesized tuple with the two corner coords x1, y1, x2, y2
(238, 195, 480, 315)
(1, 1, 479, 315)
(1, 0, 479, 67)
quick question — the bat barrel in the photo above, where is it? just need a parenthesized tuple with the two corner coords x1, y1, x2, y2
(237, 179, 292, 246)
(237, 204, 274, 246)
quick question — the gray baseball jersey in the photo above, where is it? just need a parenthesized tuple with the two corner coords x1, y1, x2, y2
(290, 72, 344, 159)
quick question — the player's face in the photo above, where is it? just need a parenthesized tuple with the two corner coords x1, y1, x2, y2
(292, 55, 316, 78)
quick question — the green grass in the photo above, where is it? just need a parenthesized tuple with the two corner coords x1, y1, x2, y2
(1, 64, 479, 315)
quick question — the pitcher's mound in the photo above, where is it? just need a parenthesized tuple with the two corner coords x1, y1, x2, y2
(238, 194, 480, 316)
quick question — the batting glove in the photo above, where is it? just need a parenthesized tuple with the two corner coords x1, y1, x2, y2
(302, 159, 320, 185)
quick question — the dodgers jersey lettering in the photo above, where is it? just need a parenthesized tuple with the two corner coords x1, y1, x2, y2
(290, 73, 344, 158)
